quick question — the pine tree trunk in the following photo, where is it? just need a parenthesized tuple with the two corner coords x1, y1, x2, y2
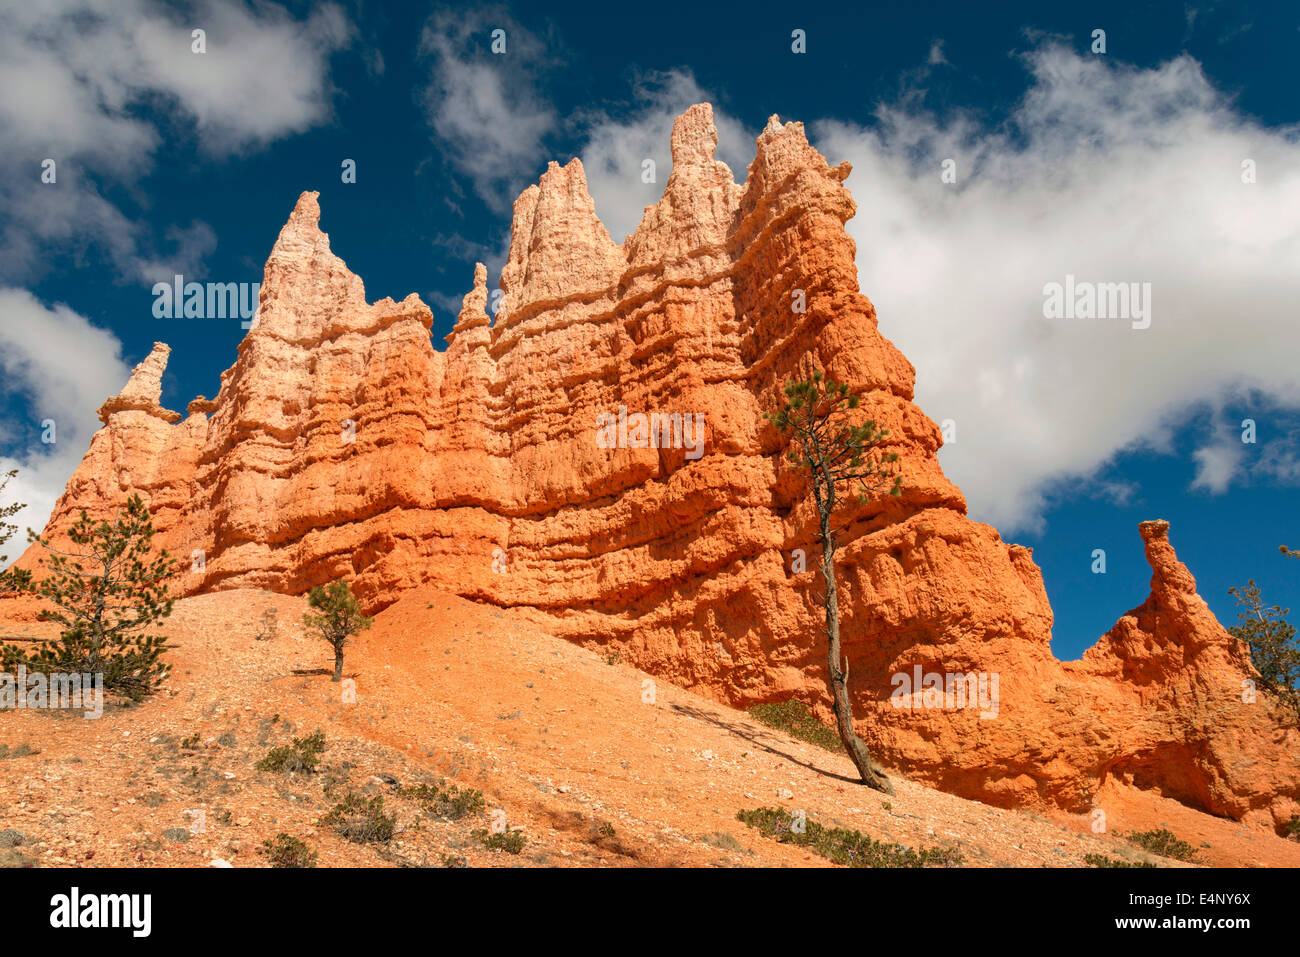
(332, 645, 344, 683)
(819, 500, 894, 794)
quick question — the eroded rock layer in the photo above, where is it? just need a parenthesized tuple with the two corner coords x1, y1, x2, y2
(14, 105, 1298, 827)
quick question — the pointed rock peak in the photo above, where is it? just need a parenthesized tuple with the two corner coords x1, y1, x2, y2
(516, 183, 542, 208)
(267, 190, 332, 263)
(671, 103, 718, 167)
(97, 342, 181, 424)
(507, 184, 541, 243)
(1139, 518, 1171, 541)
(451, 262, 490, 338)
(500, 160, 619, 309)
(500, 185, 541, 300)
(538, 157, 597, 206)
(757, 112, 813, 151)
(746, 109, 839, 194)
(118, 342, 170, 404)
(254, 189, 366, 331)
(532, 157, 618, 250)
(1139, 519, 1199, 596)
(756, 112, 808, 148)
(287, 190, 322, 233)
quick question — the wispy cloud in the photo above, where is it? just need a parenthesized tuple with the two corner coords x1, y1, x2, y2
(1191, 420, 1248, 494)
(1190, 402, 1300, 494)
(418, 6, 559, 212)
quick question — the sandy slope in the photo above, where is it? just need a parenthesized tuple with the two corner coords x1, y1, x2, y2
(1, 588, 1296, 868)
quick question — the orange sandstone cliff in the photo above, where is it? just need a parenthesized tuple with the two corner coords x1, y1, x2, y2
(12, 105, 1298, 828)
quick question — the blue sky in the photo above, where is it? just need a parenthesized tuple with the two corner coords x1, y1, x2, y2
(0, 0, 1297, 659)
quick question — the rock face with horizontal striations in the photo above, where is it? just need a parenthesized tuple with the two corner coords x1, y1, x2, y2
(11, 104, 1297, 829)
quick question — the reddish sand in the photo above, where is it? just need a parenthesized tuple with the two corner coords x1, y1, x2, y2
(1, 588, 1295, 868)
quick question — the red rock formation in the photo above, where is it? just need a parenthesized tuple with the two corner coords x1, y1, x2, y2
(10, 104, 1297, 828)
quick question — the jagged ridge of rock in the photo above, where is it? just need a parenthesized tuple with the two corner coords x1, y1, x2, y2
(13, 105, 1297, 828)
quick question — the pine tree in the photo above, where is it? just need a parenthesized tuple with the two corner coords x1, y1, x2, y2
(1228, 579, 1299, 725)
(302, 580, 372, 682)
(0, 470, 31, 594)
(764, 371, 902, 793)
(1, 494, 176, 701)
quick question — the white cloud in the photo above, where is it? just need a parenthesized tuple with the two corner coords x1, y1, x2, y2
(0, 0, 354, 281)
(418, 7, 558, 212)
(0, 289, 133, 551)
(812, 42, 1300, 533)
(1191, 430, 1246, 493)
(0, 0, 352, 156)
(578, 70, 753, 244)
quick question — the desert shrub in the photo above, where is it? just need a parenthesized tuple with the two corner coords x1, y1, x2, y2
(0, 743, 40, 760)
(737, 806, 964, 868)
(256, 729, 326, 774)
(1284, 816, 1300, 840)
(262, 833, 318, 868)
(1120, 828, 1199, 863)
(472, 828, 527, 854)
(321, 765, 352, 800)
(1084, 853, 1157, 868)
(319, 792, 395, 844)
(699, 831, 746, 853)
(0, 848, 34, 868)
(747, 700, 843, 752)
(399, 780, 485, 821)
(254, 608, 279, 642)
